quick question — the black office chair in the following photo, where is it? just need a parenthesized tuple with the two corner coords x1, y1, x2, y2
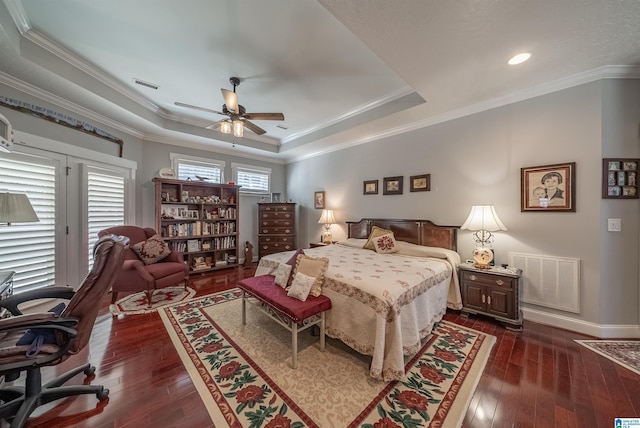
(0, 234, 129, 427)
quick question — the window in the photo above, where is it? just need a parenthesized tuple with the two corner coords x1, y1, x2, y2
(171, 153, 225, 183)
(0, 153, 57, 292)
(86, 167, 125, 269)
(232, 163, 271, 194)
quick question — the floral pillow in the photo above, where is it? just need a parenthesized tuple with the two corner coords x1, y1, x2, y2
(274, 263, 293, 288)
(287, 272, 315, 301)
(292, 254, 329, 297)
(363, 226, 393, 251)
(132, 234, 172, 265)
(373, 232, 400, 254)
(284, 249, 305, 287)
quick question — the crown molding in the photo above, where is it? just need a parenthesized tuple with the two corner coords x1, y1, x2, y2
(288, 65, 640, 163)
(21, 30, 163, 114)
(0, 70, 143, 139)
(144, 133, 286, 165)
(3, 0, 30, 34)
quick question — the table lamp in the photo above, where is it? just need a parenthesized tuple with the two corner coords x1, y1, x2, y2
(318, 209, 336, 244)
(460, 205, 506, 269)
(0, 193, 39, 225)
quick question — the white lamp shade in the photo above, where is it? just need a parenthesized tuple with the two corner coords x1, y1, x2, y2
(460, 205, 507, 231)
(318, 209, 336, 225)
(0, 193, 39, 225)
(220, 121, 231, 134)
(232, 120, 244, 137)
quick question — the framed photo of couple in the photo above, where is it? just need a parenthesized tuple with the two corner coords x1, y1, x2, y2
(521, 162, 575, 212)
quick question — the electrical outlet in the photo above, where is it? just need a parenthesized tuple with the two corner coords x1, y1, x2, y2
(608, 218, 622, 232)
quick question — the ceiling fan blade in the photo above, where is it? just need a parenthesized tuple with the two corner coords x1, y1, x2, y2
(242, 119, 266, 135)
(242, 112, 285, 121)
(174, 101, 225, 115)
(221, 89, 239, 114)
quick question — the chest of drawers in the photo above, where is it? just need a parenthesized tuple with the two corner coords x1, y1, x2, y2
(258, 203, 296, 258)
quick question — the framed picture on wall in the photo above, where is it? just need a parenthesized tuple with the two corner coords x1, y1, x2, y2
(410, 174, 431, 192)
(383, 176, 403, 195)
(363, 180, 378, 195)
(521, 162, 576, 212)
(314, 191, 325, 209)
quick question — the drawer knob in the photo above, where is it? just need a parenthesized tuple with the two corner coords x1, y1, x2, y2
(469, 274, 477, 281)
(496, 279, 504, 286)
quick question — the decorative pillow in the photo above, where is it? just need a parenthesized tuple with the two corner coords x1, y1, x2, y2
(373, 232, 400, 254)
(274, 263, 293, 288)
(254, 264, 277, 276)
(132, 234, 172, 265)
(292, 254, 329, 297)
(287, 272, 315, 301)
(284, 248, 305, 287)
(363, 226, 393, 251)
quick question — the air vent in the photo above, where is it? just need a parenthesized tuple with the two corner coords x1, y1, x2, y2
(276, 125, 289, 130)
(133, 78, 159, 90)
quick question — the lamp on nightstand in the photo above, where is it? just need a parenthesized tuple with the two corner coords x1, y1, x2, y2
(318, 209, 336, 244)
(460, 205, 506, 269)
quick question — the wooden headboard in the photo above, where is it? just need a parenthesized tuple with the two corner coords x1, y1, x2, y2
(346, 219, 458, 251)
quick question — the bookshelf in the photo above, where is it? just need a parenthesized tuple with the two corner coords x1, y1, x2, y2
(154, 178, 240, 273)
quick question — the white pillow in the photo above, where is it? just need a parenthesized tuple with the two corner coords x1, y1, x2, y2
(336, 238, 368, 248)
(287, 272, 315, 301)
(372, 232, 400, 254)
(274, 264, 292, 288)
(255, 263, 278, 276)
(396, 241, 462, 265)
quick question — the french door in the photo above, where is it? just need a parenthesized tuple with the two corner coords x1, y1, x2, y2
(0, 138, 134, 292)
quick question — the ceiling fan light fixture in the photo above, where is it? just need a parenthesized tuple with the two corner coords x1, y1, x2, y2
(220, 120, 231, 134)
(233, 119, 244, 137)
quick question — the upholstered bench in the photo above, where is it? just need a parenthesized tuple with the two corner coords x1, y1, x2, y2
(237, 274, 332, 369)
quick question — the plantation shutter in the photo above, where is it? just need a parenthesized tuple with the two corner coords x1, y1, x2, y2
(0, 154, 57, 292)
(87, 168, 125, 269)
(172, 156, 224, 183)
(235, 164, 271, 194)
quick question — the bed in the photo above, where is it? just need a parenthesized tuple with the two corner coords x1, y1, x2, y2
(255, 218, 462, 381)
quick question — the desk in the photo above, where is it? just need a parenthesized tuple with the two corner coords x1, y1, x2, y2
(0, 271, 15, 318)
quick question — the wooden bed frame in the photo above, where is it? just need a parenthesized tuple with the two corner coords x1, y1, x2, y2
(346, 218, 458, 251)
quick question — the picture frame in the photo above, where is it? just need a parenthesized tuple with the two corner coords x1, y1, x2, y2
(383, 176, 403, 195)
(602, 158, 639, 199)
(314, 191, 325, 209)
(363, 180, 378, 195)
(271, 192, 281, 203)
(410, 174, 431, 192)
(521, 162, 576, 212)
(161, 204, 188, 219)
(187, 239, 200, 252)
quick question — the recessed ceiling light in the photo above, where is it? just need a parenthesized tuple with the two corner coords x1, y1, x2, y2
(508, 52, 531, 65)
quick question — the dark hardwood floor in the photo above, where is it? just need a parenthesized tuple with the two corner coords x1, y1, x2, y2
(5, 267, 638, 427)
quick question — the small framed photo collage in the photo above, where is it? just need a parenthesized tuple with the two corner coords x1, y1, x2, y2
(602, 158, 639, 199)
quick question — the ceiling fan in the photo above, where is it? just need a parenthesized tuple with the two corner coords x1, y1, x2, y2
(175, 77, 285, 137)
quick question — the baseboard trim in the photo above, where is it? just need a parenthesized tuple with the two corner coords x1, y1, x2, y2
(522, 307, 640, 338)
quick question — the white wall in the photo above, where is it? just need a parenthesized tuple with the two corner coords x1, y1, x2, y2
(287, 79, 640, 334)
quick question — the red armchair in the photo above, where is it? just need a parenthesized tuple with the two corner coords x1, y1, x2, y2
(98, 226, 189, 306)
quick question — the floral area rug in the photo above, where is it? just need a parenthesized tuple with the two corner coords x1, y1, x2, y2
(109, 286, 196, 315)
(576, 340, 640, 376)
(159, 290, 496, 427)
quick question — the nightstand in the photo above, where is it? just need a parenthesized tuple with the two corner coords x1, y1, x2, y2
(309, 242, 328, 248)
(458, 263, 522, 331)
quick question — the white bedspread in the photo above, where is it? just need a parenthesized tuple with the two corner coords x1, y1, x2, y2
(255, 240, 462, 381)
